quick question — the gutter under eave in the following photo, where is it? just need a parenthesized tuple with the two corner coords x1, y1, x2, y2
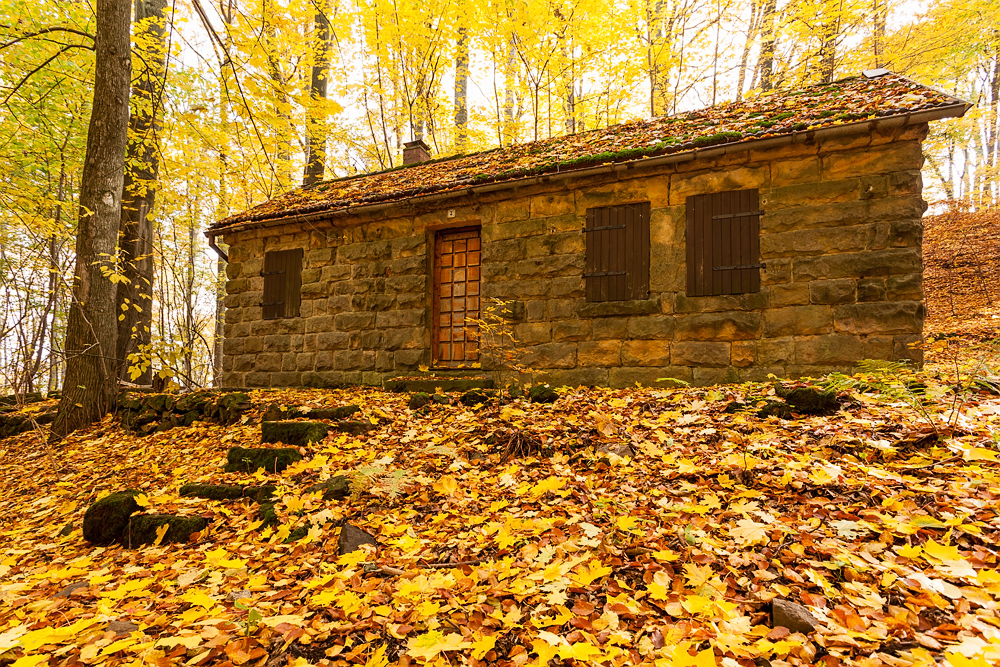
(204, 102, 970, 244)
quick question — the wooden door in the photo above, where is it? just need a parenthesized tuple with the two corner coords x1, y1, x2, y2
(433, 228, 481, 367)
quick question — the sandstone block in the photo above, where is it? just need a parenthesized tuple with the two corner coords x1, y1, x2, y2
(792, 248, 921, 282)
(822, 140, 923, 179)
(893, 334, 924, 363)
(592, 317, 629, 339)
(857, 278, 887, 302)
(833, 301, 924, 335)
(543, 368, 609, 387)
(773, 156, 821, 185)
(256, 353, 282, 372)
(223, 338, 244, 356)
(675, 292, 767, 313)
(674, 312, 760, 341)
(862, 335, 894, 360)
(578, 297, 660, 318)
(394, 349, 425, 369)
(765, 178, 860, 209)
(670, 166, 769, 204)
(271, 371, 301, 386)
(627, 315, 676, 339)
(514, 322, 552, 345)
(671, 342, 730, 367)
(531, 192, 576, 218)
(553, 321, 591, 341)
(760, 225, 875, 257)
(768, 283, 810, 306)
(522, 342, 576, 369)
(622, 340, 670, 366)
(692, 367, 741, 386)
(731, 341, 756, 367)
(335, 312, 376, 330)
(383, 328, 423, 350)
(578, 340, 622, 366)
(547, 299, 578, 320)
(763, 306, 832, 337)
(809, 279, 857, 305)
(795, 335, 864, 365)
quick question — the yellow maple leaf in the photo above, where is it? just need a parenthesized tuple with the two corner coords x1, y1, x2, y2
(730, 519, 769, 545)
(558, 640, 604, 661)
(364, 644, 389, 667)
(670, 642, 717, 667)
(574, 559, 612, 586)
(471, 634, 497, 659)
(12, 655, 50, 667)
(433, 475, 459, 497)
(180, 590, 218, 609)
(406, 631, 471, 661)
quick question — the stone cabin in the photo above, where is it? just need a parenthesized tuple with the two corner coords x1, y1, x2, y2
(207, 71, 968, 389)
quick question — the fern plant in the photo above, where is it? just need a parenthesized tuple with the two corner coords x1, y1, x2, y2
(823, 359, 941, 435)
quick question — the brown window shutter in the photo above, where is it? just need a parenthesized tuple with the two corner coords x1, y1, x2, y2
(686, 189, 761, 296)
(262, 248, 303, 319)
(584, 202, 650, 302)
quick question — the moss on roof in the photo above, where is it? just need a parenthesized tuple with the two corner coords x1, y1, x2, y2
(211, 73, 967, 232)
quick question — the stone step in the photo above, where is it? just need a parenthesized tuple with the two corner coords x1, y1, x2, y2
(383, 375, 494, 393)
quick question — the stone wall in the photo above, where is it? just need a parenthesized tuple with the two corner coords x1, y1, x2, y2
(220, 123, 928, 388)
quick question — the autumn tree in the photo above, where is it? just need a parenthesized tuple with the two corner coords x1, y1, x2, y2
(116, 0, 168, 385)
(50, 0, 133, 440)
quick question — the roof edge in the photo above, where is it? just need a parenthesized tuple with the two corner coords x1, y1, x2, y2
(207, 102, 969, 239)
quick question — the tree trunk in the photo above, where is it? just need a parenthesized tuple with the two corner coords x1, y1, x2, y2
(303, 0, 332, 186)
(454, 24, 469, 152)
(263, 0, 293, 191)
(50, 0, 132, 441)
(116, 0, 167, 385)
(759, 0, 777, 91)
(872, 0, 886, 67)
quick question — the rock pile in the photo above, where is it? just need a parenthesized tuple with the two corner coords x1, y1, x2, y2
(118, 390, 251, 434)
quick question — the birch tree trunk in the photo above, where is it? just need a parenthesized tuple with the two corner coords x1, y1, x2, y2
(50, 0, 132, 441)
(454, 24, 469, 152)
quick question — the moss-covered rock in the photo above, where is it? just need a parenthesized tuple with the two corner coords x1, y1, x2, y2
(780, 386, 839, 415)
(303, 476, 351, 500)
(431, 394, 451, 405)
(408, 392, 431, 410)
(460, 389, 491, 406)
(334, 419, 375, 435)
(529, 384, 559, 404)
(145, 394, 176, 413)
(179, 483, 275, 503)
(224, 446, 302, 473)
(285, 526, 309, 543)
(257, 502, 279, 528)
(82, 490, 142, 546)
(120, 514, 208, 547)
(118, 393, 143, 411)
(757, 401, 794, 419)
(217, 392, 251, 425)
(264, 404, 362, 421)
(175, 392, 213, 414)
(261, 420, 329, 447)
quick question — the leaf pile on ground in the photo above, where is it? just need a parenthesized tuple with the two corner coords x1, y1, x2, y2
(923, 208, 1000, 339)
(2, 349, 1000, 667)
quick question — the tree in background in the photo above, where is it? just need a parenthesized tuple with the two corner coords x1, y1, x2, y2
(116, 0, 168, 385)
(50, 0, 132, 440)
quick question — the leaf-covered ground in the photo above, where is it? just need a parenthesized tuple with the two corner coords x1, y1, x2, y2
(2, 342, 1000, 667)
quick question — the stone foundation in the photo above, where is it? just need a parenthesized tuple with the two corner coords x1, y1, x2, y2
(220, 123, 928, 388)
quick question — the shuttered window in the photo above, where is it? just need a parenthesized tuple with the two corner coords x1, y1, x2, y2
(686, 189, 762, 297)
(584, 202, 650, 302)
(262, 248, 303, 319)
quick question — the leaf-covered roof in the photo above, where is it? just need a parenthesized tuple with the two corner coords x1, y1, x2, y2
(212, 72, 967, 232)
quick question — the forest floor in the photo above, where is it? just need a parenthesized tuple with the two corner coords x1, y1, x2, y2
(2, 209, 999, 667)
(1, 334, 1000, 667)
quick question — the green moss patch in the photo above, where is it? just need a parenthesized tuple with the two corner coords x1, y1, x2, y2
(179, 484, 275, 503)
(224, 446, 303, 474)
(261, 421, 329, 447)
(82, 490, 142, 546)
(121, 515, 209, 547)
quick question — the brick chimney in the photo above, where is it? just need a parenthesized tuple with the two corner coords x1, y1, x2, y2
(402, 139, 431, 165)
